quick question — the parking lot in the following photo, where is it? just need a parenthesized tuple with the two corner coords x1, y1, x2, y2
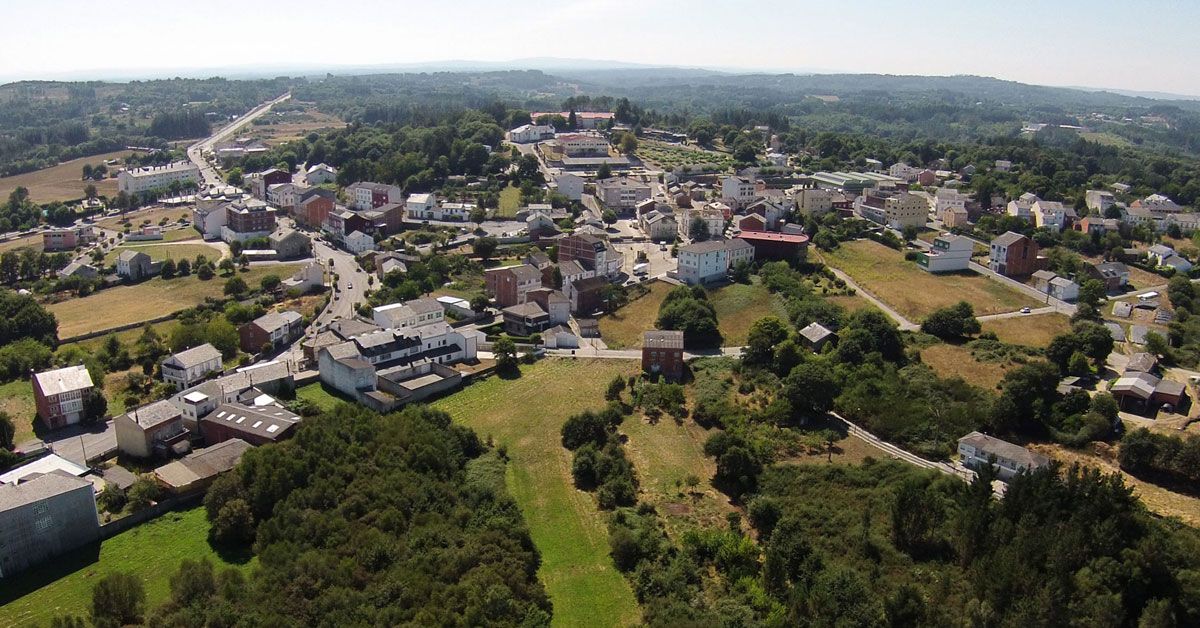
(613, 240, 676, 281)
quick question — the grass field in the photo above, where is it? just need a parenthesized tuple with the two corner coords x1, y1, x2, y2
(0, 150, 142, 203)
(822, 240, 1039, 320)
(251, 108, 345, 146)
(103, 242, 222, 265)
(708, 281, 789, 346)
(826, 294, 877, 315)
(0, 233, 43, 254)
(980, 313, 1072, 348)
(920, 343, 1011, 390)
(0, 507, 255, 627)
(294, 381, 352, 413)
(96, 207, 192, 232)
(162, 228, 201, 242)
(599, 281, 673, 349)
(0, 378, 38, 447)
(432, 359, 642, 627)
(496, 184, 522, 219)
(48, 264, 303, 338)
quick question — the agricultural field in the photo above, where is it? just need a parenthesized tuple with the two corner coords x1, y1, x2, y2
(432, 359, 642, 627)
(980, 312, 1072, 348)
(822, 239, 1039, 320)
(638, 140, 733, 172)
(249, 107, 346, 146)
(103, 242, 223, 265)
(0, 378, 38, 447)
(47, 264, 304, 338)
(0, 232, 43, 254)
(0, 150, 142, 203)
(0, 507, 255, 627)
(707, 281, 789, 346)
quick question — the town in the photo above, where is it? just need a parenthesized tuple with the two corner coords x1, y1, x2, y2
(3, 15, 1200, 626)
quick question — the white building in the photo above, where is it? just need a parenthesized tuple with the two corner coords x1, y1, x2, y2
(957, 431, 1050, 481)
(934, 188, 968, 219)
(160, 343, 223, 390)
(888, 162, 920, 182)
(720, 176, 757, 208)
(372, 297, 445, 330)
(304, 163, 338, 185)
(794, 188, 834, 216)
(557, 133, 610, 157)
(1085, 189, 1115, 214)
(508, 124, 555, 143)
(345, 230, 375, 254)
(681, 204, 727, 240)
(117, 161, 200, 195)
(916, 234, 973, 273)
(676, 239, 755, 285)
(555, 173, 584, 201)
(1032, 199, 1068, 231)
(1006, 192, 1040, 221)
(854, 190, 927, 230)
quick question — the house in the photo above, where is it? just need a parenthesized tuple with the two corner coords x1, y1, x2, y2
(154, 438, 251, 494)
(989, 231, 1042, 277)
(43, 225, 97, 251)
(249, 168, 292, 199)
(282, 260, 324, 294)
(681, 203, 727, 239)
(345, 230, 375, 254)
(239, 310, 303, 353)
(1148, 245, 1192, 272)
(1031, 199, 1069, 231)
(542, 326, 580, 349)
(484, 264, 545, 308)
(372, 297, 445, 330)
(1074, 216, 1120, 236)
(0, 454, 88, 485)
(738, 231, 807, 262)
(942, 206, 970, 228)
(798, 322, 835, 353)
(405, 193, 436, 219)
(200, 401, 301, 447)
(1131, 194, 1183, 215)
(116, 250, 155, 280)
(1086, 262, 1130, 292)
(794, 188, 834, 216)
(917, 234, 973, 273)
(916, 169, 937, 186)
(889, 162, 920, 181)
(595, 177, 652, 211)
(1125, 352, 1158, 374)
(853, 189, 927, 229)
(744, 198, 789, 229)
(57, 261, 98, 280)
(737, 214, 766, 233)
(640, 209, 679, 241)
(1110, 372, 1187, 414)
(1085, 189, 1116, 214)
(346, 182, 404, 211)
(114, 400, 188, 459)
(161, 343, 223, 390)
(1112, 301, 1134, 318)
(1048, 276, 1079, 301)
(32, 364, 95, 430)
(642, 330, 685, 381)
(295, 187, 336, 228)
(569, 275, 610, 314)
(0, 471, 100, 578)
(502, 302, 551, 335)
(934, 188, 968, 219)
(1162, 255, 1193, 273)
(720, 176, 758, 209)
(304, 163, 338, 185)
(957, 432, 1050, 481)
(525, 288, 570, 325)
(1006, 192, 1039, 221)
(508, 124, 555, 143)
(266, 182, 300, 212)
(555, 173, 584, 201)
(994, 160, 1012, 172)
(525, 251, 552, 270)
(558, 233, 623, 277)
(269, 227, 312, 260)
(676, 239, 755, 285)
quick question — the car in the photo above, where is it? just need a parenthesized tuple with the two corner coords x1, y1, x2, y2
(346, 283, 352, 289)
(1020, 307, 1031, 314)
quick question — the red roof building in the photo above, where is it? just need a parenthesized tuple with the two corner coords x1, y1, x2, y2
(737, 231, 810, 261)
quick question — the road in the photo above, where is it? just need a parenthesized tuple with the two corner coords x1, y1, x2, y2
(187, 92, 293, 187)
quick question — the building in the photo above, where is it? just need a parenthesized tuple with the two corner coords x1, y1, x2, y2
(525, 288, 570, 325)
(721, 176, 758, 208)
(798, 322, 835, 352)
(484, 264, 544, 308)
(239, 310, 303, 353)
(595, 177, 652, 211)
(43, 225, 97, 251)
(269, 227, 312, 260)
(154, 438, 251, 494)
(1031, 199, 1069, 231)
(304, 163, 338, 185)
(114, 400, 188, 459)
(917, 234, 973, 273)
(676, 239, 755, 285)
(555, 173, 584, 201)
(57, 261, 98, 280)
(989, 231, 1041, 277)
(642, 330, 685, 380)
(854, 189, 927, 229)
(934, 188, 968, 219)
(1110, 372, 1187, 414)
(994, 160, 1013, 172)
(502, 302, 551, 335)
(1086, 189, 1116, 214)
(32, 364, 94, 430)
(737, 231, 807, 262)
(568, 275, 610, 314)
(942, 206, 970, 228)
(200, 400, 301, 447)
(1131, 194, 1183, 215)
(116, 250, 155, 280)
(557, 133, 610, 157)
(542, 326, 580, 349)
(372, 297, 445, 330)
(1006, 192, 1039, 221)
(0, 471, 100, 578)
(248, 168, 292, 199)
(1031, 271, 1079, 301)
(957, 432, 1050, 481)
(794, 188, 834, 217)
(347, 182, 404, 211)
(345, 230, 375, 254)
(192, 187, 246, 239)
(681, 203, 727, 240)
(117, 161, 200, 195)
(282, 260, 325, 294)
(530, 111, 614, 129)
(508, 124, 555, 143)
(1087, 262, 1130, 292)
(295, 187, 336, 228)
(222, 198, 277, 242)
(161, 343, 223, 390)
(558, 233, 623, 277)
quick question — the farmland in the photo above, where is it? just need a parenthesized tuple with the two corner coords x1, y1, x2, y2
(0, 150, 142, 203)
(638, 140, 733, 172)
(0, 507, 254, 627)
(822, 239, 1039, 320)
(432, 359, 642, 627)
(47, 263, 304, 338)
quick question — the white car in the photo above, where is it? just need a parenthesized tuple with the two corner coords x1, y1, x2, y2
(1020, 307, 1031, 314)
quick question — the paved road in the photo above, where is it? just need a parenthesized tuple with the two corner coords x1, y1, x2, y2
(43, 421, 117, 466)
(977, 306, 1057, 321)
(188, 92, 292, 187)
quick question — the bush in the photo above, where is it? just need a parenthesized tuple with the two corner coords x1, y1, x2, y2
(91, 572, 145, 628)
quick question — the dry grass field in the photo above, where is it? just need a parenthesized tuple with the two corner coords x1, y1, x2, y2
(708, 281, 789, 346)
(822, 239, 1039, 320)
(599, 280, 673, 348)
(0, 150, 142, 203)
(251, 108, 345, 146)
(47, 264, 303, 338)
(920, 343, 1011, 390)
(96, 206, 192, 231)
(980, 312, 1072, 348)
(103, 242, 222, 265)
(825, 294, 878, 315)
(0, 233, 43, 254)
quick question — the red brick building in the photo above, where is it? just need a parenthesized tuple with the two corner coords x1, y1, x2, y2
(296, 188, 336, 228)
(989, 231, 1042, 277)
(738, 231, 810, 261)
(642, 330, 685, 381)
(484, 264, 545, 307)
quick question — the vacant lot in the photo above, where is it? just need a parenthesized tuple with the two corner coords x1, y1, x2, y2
(0, 150, 142, 203)
(104, 242, 222, 265)
(981, 313, 1072, 348)
(96, 206, 192, 231)
(920, 343, 1011, 390)
(826, 294, 877, 315)
(823, 239, 1039, 320)
(0, 378, 38, 446)
(48, 264, 303, 338)
(251, 108, 345, 146)
(599, 281, 672, 349)
(708, 281, 789, 346)
(294, 381, 352, 413)
(496, 184, 522, 218)
(0, 233, 43, 254)
(0, 507, 254, 627)
(432, 359, 642, 627)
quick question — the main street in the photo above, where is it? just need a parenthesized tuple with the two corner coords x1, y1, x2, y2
(187, 92, 292, 187)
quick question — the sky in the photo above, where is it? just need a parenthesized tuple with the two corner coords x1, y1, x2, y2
(3, 0, 1199, 96)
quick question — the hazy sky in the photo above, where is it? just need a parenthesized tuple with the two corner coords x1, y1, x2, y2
(4, 0, 1198, 95)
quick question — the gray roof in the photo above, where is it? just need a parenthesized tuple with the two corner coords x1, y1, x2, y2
(1112, 302, 1133, 317)
(958, 431, 1050, 469)
(0, 471, 94, 513)
(122, 400, 183, 429)
(252, 310, 302, 334)
(559, 260, 587, 276)
(643, 330, 684, 349)
(503, 302, 548, 318)
(33, 364, 93, 396)
(203, 403, 300, 441)
(1130, 325, 1150, 345)
(799, 322, 834, 344)
(1032, 270, 1058, 281)
(991, 231, 1026, 247)
(1125, 352, 1158, 374)
(1103, 322, 1127, 342)
(509, 264, 544, 282)
(117, 249, 149, 262)
(177, 438, 251, 479)
(164, 343, 222, 370)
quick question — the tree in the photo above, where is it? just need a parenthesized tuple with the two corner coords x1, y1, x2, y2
(223, 276, 248, 297)
(920, 301, 981, 339)
(1078, 279, 1106, 309)
(902, 224, 919, 242)
(596, 162, 613, 181)
(176, 258, 191, 276)
(169, 558, 216, 607)
(91, 572, 145, 628)
(689, 217, 711, 242)
(218, 258, 236, 275)
(714, 445, 762, 499)
(127, 476, 161, 512)
(602, 209, 617, 225)
(743, 317, 789, 366)
(784, 360, 841, 419)
(0, 411, 14, 449)
(473, 236, 499, 260)
(83, 390, 107, 425)
(259, 274, 281, 292)
(605, 375, 627, 401)
(619, 132, 638, 155)
(160, 258, 176, 279)
(493, 336, 518, 375)
(211, 499, 256, 545)
(84, 184, 98, 200)
(469, 294, 490, 312)
(196, 262, 214, 280)
(469, 207, 486, 223)
(205, 318, 239, 358)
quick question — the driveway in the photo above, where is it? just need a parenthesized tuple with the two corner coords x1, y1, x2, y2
(44, 420, 117, 466)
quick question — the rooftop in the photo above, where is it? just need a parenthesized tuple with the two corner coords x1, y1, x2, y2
(165, 343, 223, 370)
(643, 330, 684, 350)
(123, 400, 183, 429)
(0, 471, 95, 513)
(33, 364, 93, 396)
(958, 431, 1050, 469)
